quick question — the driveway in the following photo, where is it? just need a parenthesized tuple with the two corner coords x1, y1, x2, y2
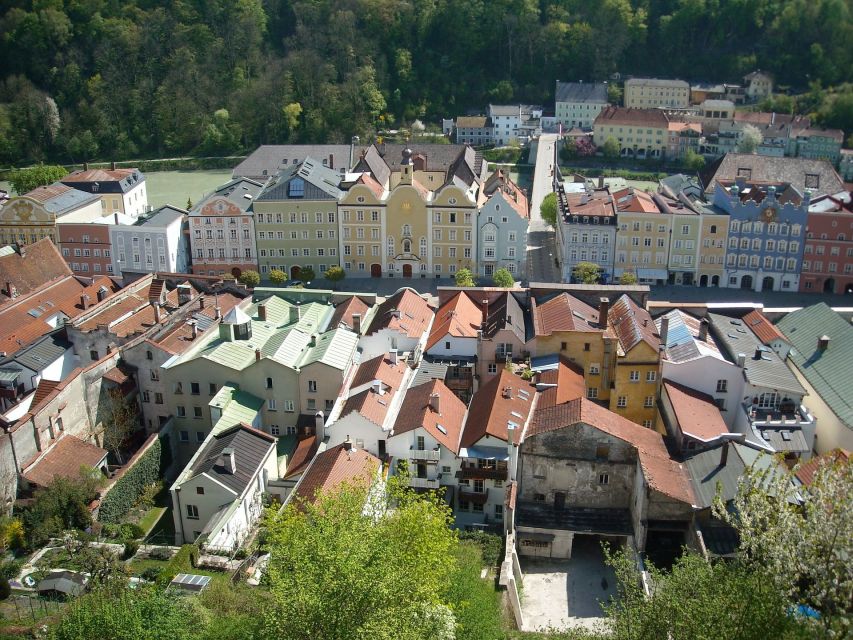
(520, 536, 616, 633)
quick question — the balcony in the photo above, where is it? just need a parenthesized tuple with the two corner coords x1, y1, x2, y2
(410, 448, 440, 462)
(743, 402, 815, 429)
(460, 466, 507, 481)
(409, 476, 440, 489)
(459, 487, 489, 505)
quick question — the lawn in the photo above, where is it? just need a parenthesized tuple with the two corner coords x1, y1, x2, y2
(137, 506, 166, 534)
(36, 548, 95, 573)
(447, 541, 506, 640)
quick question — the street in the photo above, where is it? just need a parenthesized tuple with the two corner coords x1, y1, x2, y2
(526, 133, 561, 284)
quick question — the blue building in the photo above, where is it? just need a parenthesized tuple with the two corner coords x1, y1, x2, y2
(477, 170, 529, 280)
(714, 180, 808, 292)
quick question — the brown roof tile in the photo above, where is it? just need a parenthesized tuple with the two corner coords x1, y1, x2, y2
(795, 449, 850, 486)
(393, 380, 467, 454)
(293, 443, 380, 504)
(594, 106, 670, 128)
(24, 183, 74, 203)
(282, 434, 321, 480)
(155, 293, 244, 354)
(608, 295, 660, 353)
(0, 238, 72, 305)
(60, 168, 136, 183)
(743, 310, 788, 346)
(532, 293, 603, 336)
(367, 288, 433, 339)
(31, 379, 59, 408)
(536, 357, 586, 408)
(426, 291, 484, 351)
(328, 296, 371, 332)
(342, 355, 409, 426)
(662, 380, 729, 442)
(461, 369, 535, 448)
(23, 435, 107, 488)
(612, 188, 661, 213)
(529, 398, 694, 504)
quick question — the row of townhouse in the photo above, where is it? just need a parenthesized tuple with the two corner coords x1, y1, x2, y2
(190, 144, 530, 282)
(555, 154, 853, 294)
(444, 104, 543, 146)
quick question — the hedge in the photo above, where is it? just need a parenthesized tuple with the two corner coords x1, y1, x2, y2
(98, 437, 163, 524)
(157, 544, 199, 586)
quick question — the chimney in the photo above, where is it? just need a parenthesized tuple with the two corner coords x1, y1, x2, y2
(482, 299, 489, 320)
(258, 303, 267, 321)
(429, 392, 441, 414)
(817, 335, 830, 351)
(502, 386, 513, 399)
(328, 153, 334, 170)
(177, 284, 191, 306)
(199, 296, 205, 310)
(218, 447, 236, 474)
(110, 161, 116, 171)
(507, 423, 516, 446)
(289, 304, 301, 324)
(97, 286, 108, 302)
(152, 302, 162, 323)
(309, 334, 317, 348)
(719, 441, 730, 467)
(114, 212, 119, 225)
(754, 347, 763, 360)
(352, 313, 362, 334)
(190, 320, 198, 339)
(389, 349, 398, 365)
(350, 135, 360, 170)
(214, 306, 222, 320)
(699, 318, 709, 341)
(736, 352, 746, 368)
(255, 348, 261, 362)
(372, 380, 383, 395)
(343, 436, 352, 451)
(598, 175, 604, 189)
(315, 411, 325, 438)
(81, 294, 90, 310)
(659, 316, 670, 347)
(598, 297, 609, 327)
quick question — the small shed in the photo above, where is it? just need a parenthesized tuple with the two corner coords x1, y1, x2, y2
(169, 573, 212, 593)
(37, 570, 87, 598)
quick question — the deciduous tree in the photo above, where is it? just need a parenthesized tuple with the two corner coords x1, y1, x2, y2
(9, 164, 67, 194)
(540, 192, 558, 227)
(492, 268, 515, 288)
(738, 124, 763, 154)
(238, 270, 260, 287)
(323, 265, 345, 289)
(573, 261, 601, 284)
(602, 136, 621, 161)
(454, 268, 475, 287)
(268, 269, 287, 284)
(620, 271, 638, 285)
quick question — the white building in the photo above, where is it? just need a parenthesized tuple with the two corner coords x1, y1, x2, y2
(425, 291, 484, 359)
(478, 171, 529, 279)
(555, 182, 617, 282)
(359, 288, 434, 362)
(110, 205, 188, 278)
(170, 423, 278, 548)
(488, 105, 523, 145)
(61, 167, 148, 218)
(554, 81, 609, 130)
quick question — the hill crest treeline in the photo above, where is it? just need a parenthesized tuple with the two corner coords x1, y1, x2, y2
(0, 0, 851, 165)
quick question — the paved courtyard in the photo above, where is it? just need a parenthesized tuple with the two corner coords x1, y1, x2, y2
(519, 536, 616, 633)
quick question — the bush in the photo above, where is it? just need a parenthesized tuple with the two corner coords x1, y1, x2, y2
(140, 566, 163, 582)
(98, 437, 162, 524)
(157, 544, 199, 585)
(123, 541, 139, 560)
(457, 531, 503, 566)
(481, 147, 526, 164)
(0, 577, 9, 600)
(118, 523, 145, 541)
(234, 548, 247, 560)
(0, 559, 22, 581)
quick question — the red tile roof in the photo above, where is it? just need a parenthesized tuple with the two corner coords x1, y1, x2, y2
(795, 449, 850, 487)
(367, 288, 433, 339)
(341, 355, 409, 426)
(536, 358, 586, 409)
(0, 238, 72, 305)
(743, 310, 788, 346)
(155, 292, 244, 354)
(461, 369, 535, 448)
(282, 434, 321, 480)
(594, 106, 670, 128)
(483, 171, 529, 219)
(328, 296, 371, 332)
(529, 398, 694, 504)
(608, 295, 660, 353)
(293, 443, 380, 504)
(532, 293, 603, 336)
(393, 380, 467, 454)
(24, 183, 74, 203)
(60, 168, 136, 183)
(662, 380, 729, 442)
(31, 379, 59, 408)
(23, 435, 107, 488)
(612, 188, 661, 213)
(426, 291, 484, 351)
(354, 173, 385, 198)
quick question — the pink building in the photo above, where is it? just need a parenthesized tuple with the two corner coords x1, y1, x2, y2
(57, 213, 134, 277)
(801, 192, 853, 294)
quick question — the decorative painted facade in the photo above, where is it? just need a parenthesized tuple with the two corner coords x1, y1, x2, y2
(0, 183, 102, 247)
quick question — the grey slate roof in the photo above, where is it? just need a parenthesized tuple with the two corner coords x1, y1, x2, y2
(707, 313, 805, 395)
(232, 145, 353, 181)
(777, 303, 853, 429)
(482, 292, 528, 343)
(700, 153, 845, 197)
(411, 361, 449, 388)
(133, 204, 186, 227)
(517, 502, 632, 535)
(359, 143, 486, 180)
(2, 332, 70, 372)
(193, 177, 265, 213)
(43, 186, 101, 217)
(256, 157, 343, 202)
(625, 77, 690, 88)
(555, 82, 608, 104)
(189, 424, 276, 494)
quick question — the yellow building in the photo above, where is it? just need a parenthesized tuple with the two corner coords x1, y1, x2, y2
(531, 293, 616, 403)
(0, 183, 102, 247)
(253, 158, 342, 279)
(593, 107, 670, 160)
(696, 207, 729, 288)
(346, 145, 481, 278)
(613, 188, 671, 285)
(624, 78, 690, 109)
(606, 295, 662, 429)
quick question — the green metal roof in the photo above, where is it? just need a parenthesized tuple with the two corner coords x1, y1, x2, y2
(777, 303, 853, 429)
(210, 385, 264, 433)
(297, 328, 359, 370)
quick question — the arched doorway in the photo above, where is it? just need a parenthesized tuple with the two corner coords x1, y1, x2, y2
(740, 275, 753, 290)
(711, 275, 720, 287)
(402, 264, 413, 277)
(823, 278, 835, 293)
(231, 267, 242, 279)
(699, 275, 708, 287)
(290, 265, 301, 279)
(370, 263, 381, 278)
(761, 276, 775, 291)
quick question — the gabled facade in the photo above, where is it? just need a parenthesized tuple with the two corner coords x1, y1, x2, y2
(0, 183, 102, 247)
(478, 171, 529, 279)
(60, 167, 147, 218)
(359, 287, 434, 362)
(477, 291, 530, 381)
(426, 291, 484, 359)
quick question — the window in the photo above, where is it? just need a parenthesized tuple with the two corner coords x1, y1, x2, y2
(193, 406, 202, 418)
(190, 382, 200, 395)
(177, 406, 186, 417)
(266, 377, 273, 389)
(308, 380, 317, 393)
(179, 430, 189, 442)
(716, 379, 728, 392)
(644, 396, 654, 408)
(284, 400, 295, 412)
(617, 396, 627, 408)
(589, 363, 600, 375)
(599, 473, 609, 485)
(186, 505, 199, 519)
(587, 387, 599, 399)
(646, 371, 656, 382)
(268, 399, 277, 411)
(196, 431, 205, 443)
(629, 370, 640, 382)
(142, 391, 150, 403)
(488, 363, 497, 374)
(209, 383, 216, 396)
(196, 487, 205, 495)
(155, 393, 163, 404)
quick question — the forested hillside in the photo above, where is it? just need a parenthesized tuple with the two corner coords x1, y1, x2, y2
(0, 0, 851, 166)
